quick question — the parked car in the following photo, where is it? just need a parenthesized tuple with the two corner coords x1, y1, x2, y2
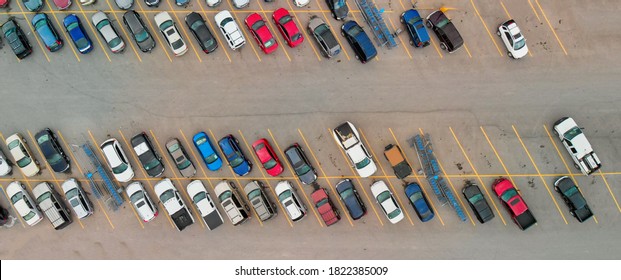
(33, 182, 72, 230)
(100, 138, 135, 182)
(0, 149, 12, 176)
(35, 128, 70, 173)
(404, 182, 434, 222)
(185, 12, 218, 54)
(252, 138, 283, 176)
(326, 0, 348, 21)
(5, 133, 40, 177)
(293, 0, 309, 7)
(341, 20, 376, 63)
(400, 9, 430, 48)
(498, 19, 528, 59)
(131, 132, 164, 178)
(80, 0, 95, 5)
(91, 11, 126, 53)
(335, 179, 366, 220)
(230, 0, 249, 9)
(123, 10, 156, 53)
(63, 14, 93, 54)
(272, 8, 303, 48)
(126, 182, 158, 222)
(187, 180, 224, 230)
(214, 10, 245, 50)
(193, 132, 223, 171)
(553, 117, 601, 175)
(275, 181, 306, 222)
(332, 121, 376, 177)
(554, 176, 593, 222)
(371, 180, 403, 224)
(214, 180, 250, 226)
(166, 138, 196, 178)
(23, 0, 43, 11)
(144, 0, 160, 7)
(383, 144, 411, 179)
(1, 19, 33, 59)
(307, 16, 340, 58)
(61, 178, 94, 219)
(311, 188, 340, 226)
(462, 181, 494, 223)
(206, 0, 220, 7)
(32, 13, 63, 52)
(0, 0, 8, 8)
(426, 10, 463, 53)
(154, 12, 188, 56)
(175, 0, 188, 6)
(52, 0, 71, 10)
(492, 178, 537, 230)
(115, 0, 133, 9)
(0, 205, 10, 227)
(284, 143, 317, 185)
(245, 13, 278, 54)
(6, 181, 43, 226)
(155, 178, 194, 231)
(218, 134, 252, 176)
(244, 180, 277, 221)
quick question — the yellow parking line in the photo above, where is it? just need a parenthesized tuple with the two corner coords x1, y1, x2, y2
(388, 128, 445, 226)
(283, 0, 321, 61)
(479, 127, 519, 189)
(543, 125, 598, 223)
(350, 11, 379, 61)
(196, 0, 232, 63)
(598, 170, 621, 213)
(512, 125, 568, 224)
(257, 0, 291, 62)
(470, 0, 504, 57)
(359, 129, 414, 226)
(535, 0, 568, 55)
(163, 1, 202, 62)
(43, 2, 81, 61)
(328, 128, 384, 226)
(117, 130, 176, 229)
(297, 129, 353, 227)
(428, 36, 444, 58)
(388, 17, 412, 60)
(86, 131, 117, 229)
(463, 42, 473, 58)
(527, 0, 542, 22)
(134, 1, 173, 62)
(419, 128, 475, 225)
(14, 3, 50, 62)
(149, 130, 206, 228)
(75, 6, 111, 62)
(267, 129, 324, 227)
(28, 131, 86, 229)
(449, 127, 507, 226)
(238, 130, 294, 227)
(314, 0, 350, 61)
(102, 1, 142, 62)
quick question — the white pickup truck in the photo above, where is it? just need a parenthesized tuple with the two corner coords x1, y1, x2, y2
(332, 122, 377, 178)
(553, 117, 601, 175)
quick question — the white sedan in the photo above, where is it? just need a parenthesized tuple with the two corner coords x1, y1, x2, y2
(61, 178, 93, 219)
(370, 181, 403, 224)
(126, 182, 158, 222)
(154, 12, 188, 56)
(498, 19, 528, 59)
(5, 133, 39, 177)
(275, 181, 306, 222)
(6, 181, 43, 226)
(100, 138, 134, 183)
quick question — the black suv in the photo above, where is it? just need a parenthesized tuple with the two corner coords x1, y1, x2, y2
(326, 0, 349, 21)
(284, 143, 317, 185)
(123, 10, 156, 52)
(341, 20, 377, 63)
(554, 176, 593, 223)
(2, 19, 33, 59)
(426, 10, 463, 53)
(462, 181, 494, 223)
(131, 132, 164, 177)
(35, 128, 70, 173)
(185, 12, 218, 54)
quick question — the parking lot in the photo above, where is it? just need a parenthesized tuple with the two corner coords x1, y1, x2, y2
(1, 0, 621, 259)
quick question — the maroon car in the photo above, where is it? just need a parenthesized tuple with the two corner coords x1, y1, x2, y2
(311, 188, 340, 226)
(53, 0, 71, 9)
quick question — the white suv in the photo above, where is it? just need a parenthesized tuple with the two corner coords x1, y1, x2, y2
(215, 10, 246, 50)
(332, 122, 377, 177)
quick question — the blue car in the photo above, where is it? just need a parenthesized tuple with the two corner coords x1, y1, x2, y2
(192, 132, 222, 171)
(341, 20, 376, 63)
(401, 9, 430, 48)
(23, 0, 43, 12)
(335, 179, 366, 220)
(32, 13, 63, 52)
(63, 14, 93, 54)
(405, 182, 434, 222)
(218, 134, 251, 176)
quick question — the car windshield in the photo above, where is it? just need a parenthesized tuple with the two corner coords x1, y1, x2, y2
(36, 192, 51, 203)
(252, 20, 265, 31)
(408, 192, 423, 203)
(130, 191, 144, 204)
(159, 20, 173, 31)
(167, 143, 180, 153)
(387, 208, 402, 219)
(564, 186, 579, 198)
(437, 18, 450, 28)
(67, 22, 79, 31)
(205, 154, 219, 164)
(355, 158, 371, 169)
(468, 193, 483, 205)
(76, 38, 90, 50)
(264, 38, 275, 48)
(17, 156, 32, 168)
(377, 191, 391, 203)
(11, 192, 23, 204)
(112, 162, 128, 174)
(66, 188, 79, 199)
(135, 30, 149, 43)
(407, 16, 422, 26)
(564, 126, 582, 141)
(278, 189, 292, 201)
(248, 189, 261, 200)
(295, 164, 311, 176)
(220, 18, 233, 27)
(316, 198, 328, 207)
(204, 38, 215, 48)
(195, 136, 207, 145)
(8, 139, 20, 149)
(144, 159, 160, 170)
(500, 189, 517, 202)
(47, 153, 63, 165)
(159, 190, 174, 202)
(341, 188, 353, 199)
(315, 24, 329, 35)
(279, 15, 293, 25)
(172, 39, 184, 49)
(334, 0, 344, 9)
(96, 20, 109, 30)
(348, 26, 362, 37)
(219, 190, 232, 201)
(191, 21, 203, 30)
(109, 37, 122, 48)
(264, 159, 277, 169)
(178, 159, 192, 169)
(23, 211, 36, 221)
(193, 192, 206, 204)
(37, 134, 50, 145)
(514, 37, 526, 50)
(230, 156, 244, 168)
(291, 33, 302, 42)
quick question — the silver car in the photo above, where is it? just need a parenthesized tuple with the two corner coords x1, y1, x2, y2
(126, 182, 158, 222)
(115, 0, 133, 9)
(91, 11, 125, 53)
(308, 16, 341, 58)
(275, 181, 306, 222)
(244, 181, 276, 221)
(166, 138, 196, 178)
(61, 178, 94, 219)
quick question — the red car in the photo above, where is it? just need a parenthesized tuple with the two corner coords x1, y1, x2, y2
(53, 0, 71, 9)
(0, 0, 9, 8)
(492, 178, 537, 230)
(252, 138, 283, 176)
(311, 188, 340, 226)
(244, 13, 278, 54)
(272, 8, 303, 48)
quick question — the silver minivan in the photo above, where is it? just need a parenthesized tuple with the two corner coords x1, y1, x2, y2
(244, 181, 276, 222)
(214, 180, 249, 226)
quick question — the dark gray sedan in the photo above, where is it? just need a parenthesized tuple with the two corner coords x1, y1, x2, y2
(123, 10, 155, 52)
(462, 181, 494, 224)
(284, 143, 317, 185)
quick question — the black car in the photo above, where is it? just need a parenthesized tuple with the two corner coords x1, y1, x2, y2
(0, 205, 10, 227)
(185, 12, 218, 54)
(2, 19, 33, 59)
(130, 132, 164, 177)
(123, 10, 156, 52)
(425, 10, 463, 53)
(144, 0, 160, 6)
(554, 176, 593, 223)
(326, 0, 349, 21)
(284, 143, 317, 185)
(341, 20, 377, 63)
(35, 128, 70, 173)
(335, 179, 366, 220)
(462, 181, 494, 223)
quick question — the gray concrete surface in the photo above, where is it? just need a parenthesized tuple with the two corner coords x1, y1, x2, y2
(1, 0, 621, 259)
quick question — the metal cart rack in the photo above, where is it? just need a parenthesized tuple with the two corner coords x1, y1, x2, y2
(354, 0, 398, 48)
